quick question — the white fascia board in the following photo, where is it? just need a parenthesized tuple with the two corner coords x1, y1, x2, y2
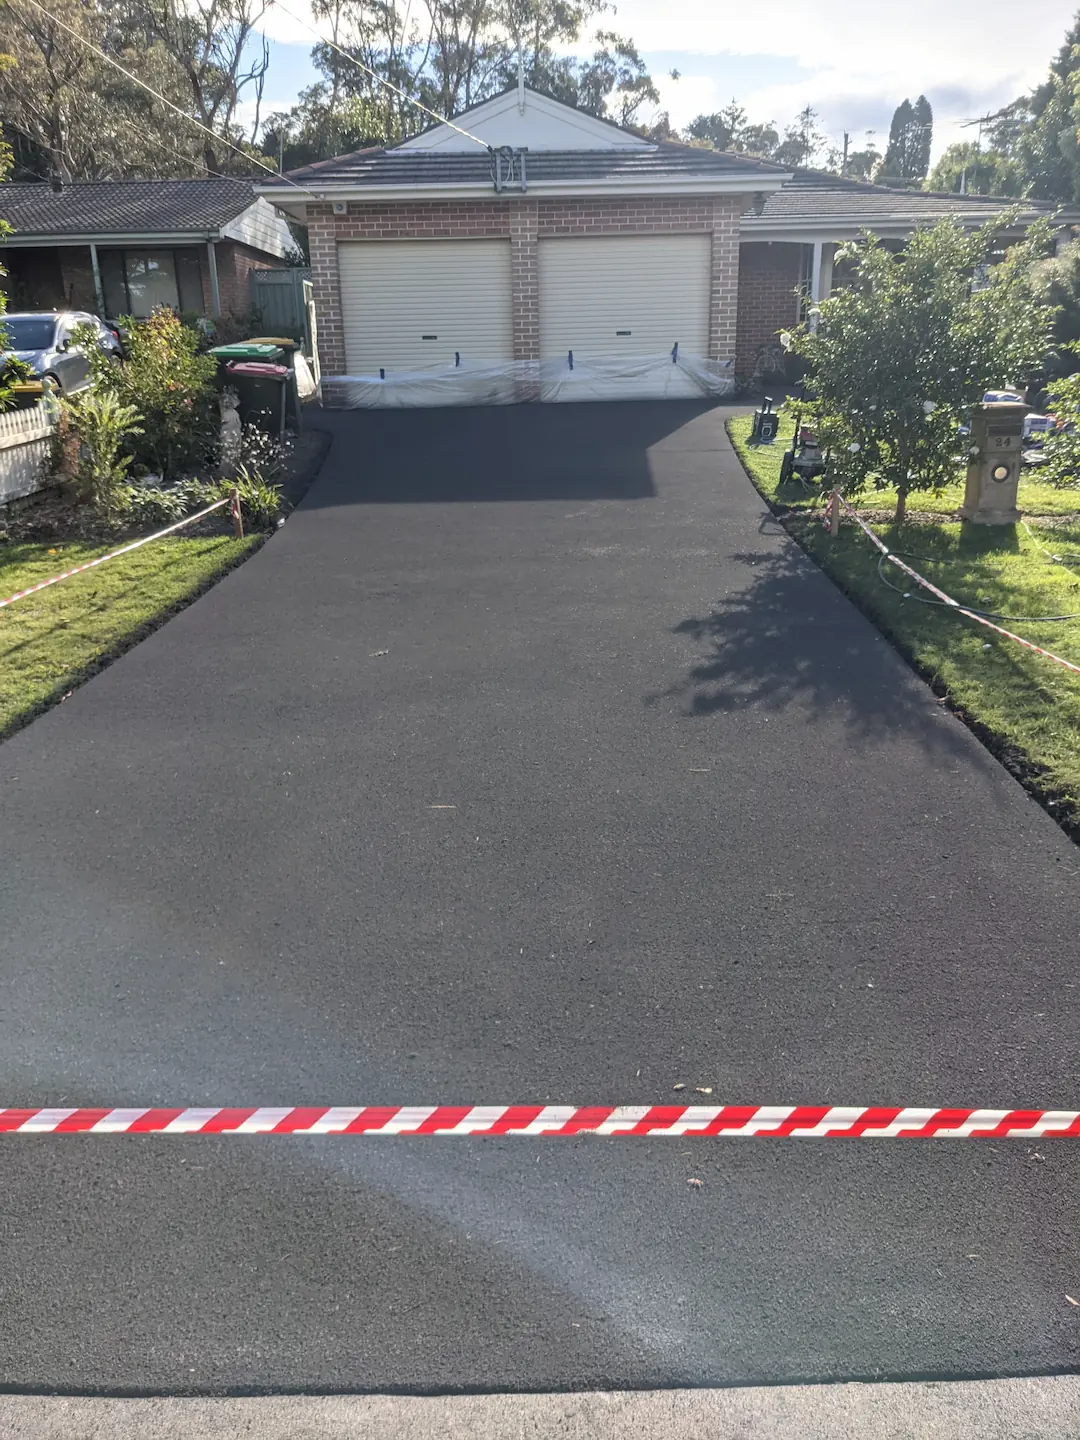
(256, 174, 791, 208)
(743, 213, 1044, 243)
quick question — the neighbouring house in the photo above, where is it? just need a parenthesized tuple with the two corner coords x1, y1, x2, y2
(258, 87, 1076, 407)
(258, 86, 792, 404)
(0, 177, 295, 323)
(737, 172, 1073, 381)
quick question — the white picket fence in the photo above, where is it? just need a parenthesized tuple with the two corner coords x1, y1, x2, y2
(0, 403, 58, 504)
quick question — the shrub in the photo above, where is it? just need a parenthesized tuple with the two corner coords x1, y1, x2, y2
(61, 391, 143, 519)
(221, 467, 283, 529)
(214, 424, 289, 528)
(113, 476, 216, 528)
(1037, 368, 1080, 486)
(79, 309, 218, 480)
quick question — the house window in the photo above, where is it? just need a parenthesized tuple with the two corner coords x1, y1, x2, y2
(98, 248, 204, 318)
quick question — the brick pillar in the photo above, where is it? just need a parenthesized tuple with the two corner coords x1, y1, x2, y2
(708, 197, 742, 363)
(509, 197, 539, 399)
(308, 205, 346, 379)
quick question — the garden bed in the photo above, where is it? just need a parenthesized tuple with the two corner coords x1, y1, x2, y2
(728, 411, 1080, 833)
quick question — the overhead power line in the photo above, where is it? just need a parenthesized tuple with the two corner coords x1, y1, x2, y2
(13, 0, 321, 196)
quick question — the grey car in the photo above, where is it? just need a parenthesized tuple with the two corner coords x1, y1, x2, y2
(1, 310, 124, 393)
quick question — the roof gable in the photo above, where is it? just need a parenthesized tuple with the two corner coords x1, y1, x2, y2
(398, 86, 649, 153)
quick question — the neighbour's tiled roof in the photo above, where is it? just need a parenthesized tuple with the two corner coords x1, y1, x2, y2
(0, 178, 259, 238)
(751, 170, 1061, 226)
(274, 143, 789, 187)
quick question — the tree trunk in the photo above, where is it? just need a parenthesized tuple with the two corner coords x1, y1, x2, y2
(895, 484, 907, 523)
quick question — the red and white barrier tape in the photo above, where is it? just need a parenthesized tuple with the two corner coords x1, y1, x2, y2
(1, 1105, 1078, 1137)
(0, 497, 231, 611)
(830, 491, 1080, 677)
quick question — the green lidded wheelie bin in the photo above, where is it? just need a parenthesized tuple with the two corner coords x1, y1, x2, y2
(209, 343, 289, 438)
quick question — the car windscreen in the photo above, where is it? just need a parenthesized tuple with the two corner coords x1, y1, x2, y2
(2, 317, 57, 351)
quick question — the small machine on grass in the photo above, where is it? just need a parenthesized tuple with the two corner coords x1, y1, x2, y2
(749, 396, 781, 444)
(779, 407, 829, 486)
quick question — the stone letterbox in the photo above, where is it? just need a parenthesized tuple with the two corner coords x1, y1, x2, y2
(959, 400, 1027, 525)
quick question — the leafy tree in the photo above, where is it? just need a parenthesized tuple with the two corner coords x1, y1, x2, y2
(262, 0, 661, 166)
(572, 31, 659, 129)
(1, 0, 120, 179)
(686, 102, 781, 158)
(924, 142, 1025, 197)
(773, 104, 825, 168)
(789, 214, 1056, 521)
(1032, 237, 1080, 378)
(1, 0, 271, 179)
(685, 105, 740, 151)
(880, 94, 933, 185)
(1036, 368, 1080, 485)
(123, 0, 271, 174)
(262, 85, 394, 171)
(1008, 19, 1080, 202)
(736, 121, 780, 159)
(843, 132, 881, 182)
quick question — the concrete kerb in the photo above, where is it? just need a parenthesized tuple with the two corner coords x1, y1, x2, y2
(3, 1377, 1080, 1439)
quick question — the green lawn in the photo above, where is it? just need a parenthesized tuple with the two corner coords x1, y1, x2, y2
(0, 534, 260, 739)
(728, 412, 1080, 806)
(731, 412, 1080, 516)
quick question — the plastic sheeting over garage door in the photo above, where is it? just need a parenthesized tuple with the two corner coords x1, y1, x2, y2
(338, 239, 513, 376)
(538, 234, 711, 400)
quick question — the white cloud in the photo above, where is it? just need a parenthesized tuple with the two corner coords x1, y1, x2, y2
(654, 71, 720, 127)
(258, 0, 326, 48)
(617, 0, 1071, 156)
(609, 0, 1068, 90)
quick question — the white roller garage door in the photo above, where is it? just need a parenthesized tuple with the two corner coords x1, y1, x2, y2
(339, 239, 512, 375)
(539, 234, 711, 400)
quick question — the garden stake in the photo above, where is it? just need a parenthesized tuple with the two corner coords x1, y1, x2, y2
(829, 488, 840, 537)
(231, 487, 244, 539)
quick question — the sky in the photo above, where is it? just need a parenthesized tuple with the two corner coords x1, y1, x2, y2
(249, 0, 1079, 162)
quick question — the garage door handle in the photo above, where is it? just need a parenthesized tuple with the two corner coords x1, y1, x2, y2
(422, 334, 438, 340)
(616, 330, 631, 337)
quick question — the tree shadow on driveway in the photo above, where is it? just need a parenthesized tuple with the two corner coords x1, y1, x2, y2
(653, 539, 981, 765)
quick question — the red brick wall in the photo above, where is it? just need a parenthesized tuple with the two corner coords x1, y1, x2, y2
(509, 197, 539, 364)
(200, 241, 283, 320)
(221, 240, 283, 318)
(735, 241, 804, 380)
(309, 194, 748, 379)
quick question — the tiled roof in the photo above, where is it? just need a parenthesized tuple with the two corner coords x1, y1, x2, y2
(273, 143, 789, 188)
(751, 170, 1059, 225)
(0, 178, 259, 238)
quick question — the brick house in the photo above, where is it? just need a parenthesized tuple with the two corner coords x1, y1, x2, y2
(261, 88, 1073, 406)
(259, 87, 791, 404)
(0, 178, 294, 324)
(737, 172, 1068, 381)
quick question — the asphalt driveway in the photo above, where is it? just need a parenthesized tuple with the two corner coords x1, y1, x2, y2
(1, 401, 1078, 1394)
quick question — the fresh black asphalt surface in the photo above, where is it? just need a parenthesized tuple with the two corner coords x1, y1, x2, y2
(1, 402, 1079, 1394)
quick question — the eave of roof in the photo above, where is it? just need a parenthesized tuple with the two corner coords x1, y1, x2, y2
(0, 178, 260, 241)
